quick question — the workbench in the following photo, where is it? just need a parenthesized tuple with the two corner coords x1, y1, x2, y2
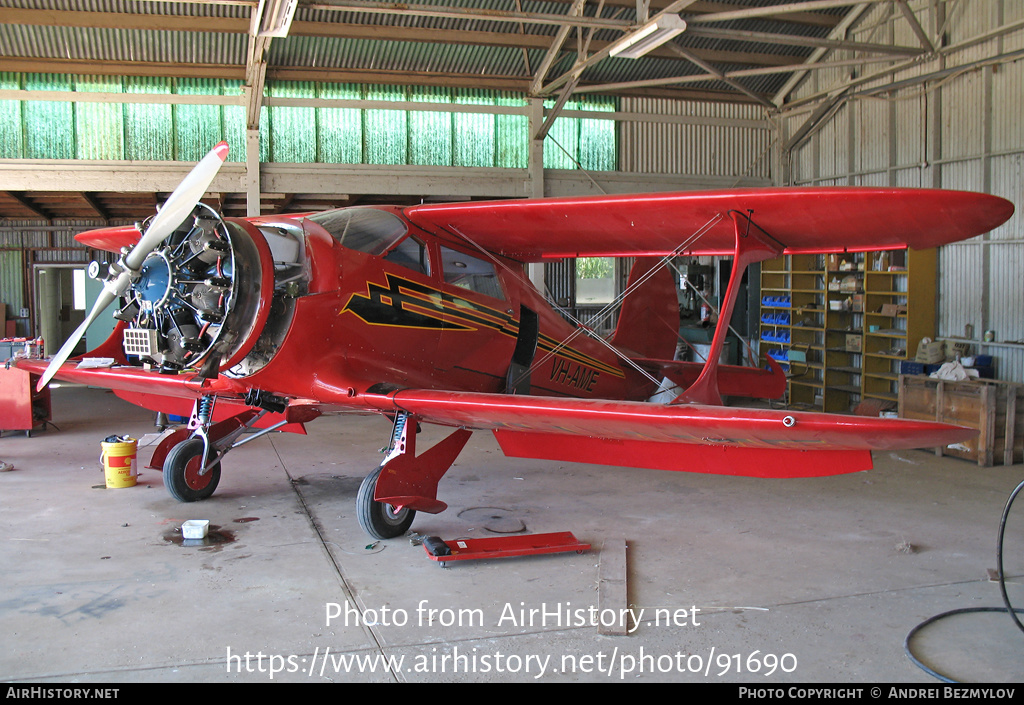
(0, 366, 51, 436)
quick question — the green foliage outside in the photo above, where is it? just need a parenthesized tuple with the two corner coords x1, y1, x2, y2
(576, 257, 614, 280)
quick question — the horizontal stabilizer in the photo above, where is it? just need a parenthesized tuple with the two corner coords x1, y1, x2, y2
(634, 357, 787, 401)
(75, 224, 142, 252)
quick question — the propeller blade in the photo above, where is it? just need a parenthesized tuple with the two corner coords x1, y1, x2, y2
(36, 142, 229, 391)
(35, 278, 122, 391)
(124, 141, 229, 272)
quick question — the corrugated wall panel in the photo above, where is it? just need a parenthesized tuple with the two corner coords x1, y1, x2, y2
(938, 243, 984, 337)
(857, 96, 889, 175)
(618, 97, 771, 182)
(894, 94, 925, 169)
(894, 166, 926, 189)
(939, 159, 984, 194)
(942, 68, 986, 162)
(992, 56, 1024, 155)
(0, 249, 24, 317)
(988, 242, 1024, 340)
(990, 154, 1023, 241)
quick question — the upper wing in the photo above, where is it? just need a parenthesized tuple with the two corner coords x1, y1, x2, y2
(360, 388, 974, 478)
(405, 187, 1015, 261)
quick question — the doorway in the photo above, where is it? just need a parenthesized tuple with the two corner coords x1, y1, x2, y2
(33, 265, 116, 358)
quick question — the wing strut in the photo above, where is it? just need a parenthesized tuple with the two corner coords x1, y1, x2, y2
(673, 211, 783, 406)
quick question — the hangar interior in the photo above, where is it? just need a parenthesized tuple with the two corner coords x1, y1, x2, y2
(1, 0, 1023, 684)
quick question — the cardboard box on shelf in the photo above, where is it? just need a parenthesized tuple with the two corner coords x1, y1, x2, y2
(915, 340, 944, 364)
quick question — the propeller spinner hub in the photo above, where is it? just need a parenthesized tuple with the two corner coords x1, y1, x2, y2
(135, 252, 174, 309)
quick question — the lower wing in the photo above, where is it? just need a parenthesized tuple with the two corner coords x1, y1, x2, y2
(13, 359, 318, 431)
(360, 388, 972, 478)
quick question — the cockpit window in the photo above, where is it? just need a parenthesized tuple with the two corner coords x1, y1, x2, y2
(440, 246, 505, 300)
(384, 236, 430, 276)
(307, 208, 408, 255)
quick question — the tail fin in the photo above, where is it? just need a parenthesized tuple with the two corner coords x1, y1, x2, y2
(612, 258, 679, 361)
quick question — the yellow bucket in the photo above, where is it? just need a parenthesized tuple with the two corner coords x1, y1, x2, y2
(101, 437, 138, 489)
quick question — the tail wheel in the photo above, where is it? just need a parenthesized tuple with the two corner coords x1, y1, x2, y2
(357, 466, 416, 539)
(163, 437, 221, 502)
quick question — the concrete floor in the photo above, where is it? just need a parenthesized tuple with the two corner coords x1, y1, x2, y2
(1, 384, 1022, 684)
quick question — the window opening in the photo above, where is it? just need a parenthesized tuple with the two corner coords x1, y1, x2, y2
(575, 257, 616, 305)
(384, 236, 430, 276)
(440, 246, 505, 300)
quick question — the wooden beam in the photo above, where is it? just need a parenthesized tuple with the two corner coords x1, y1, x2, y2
(895, 0, 937, 54)
(665, 44, 775, 109)
(80, 192, 111, 222)
(686, 0, 878, 27)
(685, 25, 924, 57)
(5, 192, 52, 220)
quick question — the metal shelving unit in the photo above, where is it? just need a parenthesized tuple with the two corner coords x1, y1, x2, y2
(759, 249, 936, 412)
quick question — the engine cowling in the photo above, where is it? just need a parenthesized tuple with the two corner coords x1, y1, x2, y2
(117, 204, 276, 376)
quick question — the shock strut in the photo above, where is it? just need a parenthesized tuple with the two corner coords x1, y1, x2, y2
(383, 412, 410, 465)
(189, 395, 217, 474)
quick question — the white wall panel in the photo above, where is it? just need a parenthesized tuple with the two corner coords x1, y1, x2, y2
(858, 97, 890, 174)
(894, 166, 926, 188)
(988, 243, 1024, 337)
(938, 243, 984, 338)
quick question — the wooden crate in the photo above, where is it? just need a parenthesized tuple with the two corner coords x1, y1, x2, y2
(898, 375, 1023, 466)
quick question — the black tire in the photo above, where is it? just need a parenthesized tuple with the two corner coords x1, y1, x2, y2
(357, 466, 416, 539)
(163, 437, 221, 502)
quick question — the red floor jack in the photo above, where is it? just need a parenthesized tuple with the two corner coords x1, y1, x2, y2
(422, 532, 590, 567)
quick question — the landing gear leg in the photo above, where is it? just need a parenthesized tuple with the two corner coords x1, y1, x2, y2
(154, 392, 292, 503)
(357, 412, 472, 539)
(163, 395, 222, 502)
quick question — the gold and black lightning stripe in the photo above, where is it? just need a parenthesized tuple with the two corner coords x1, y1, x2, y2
(342, 272, 623, 379)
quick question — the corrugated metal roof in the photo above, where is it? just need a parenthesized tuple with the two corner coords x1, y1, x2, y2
(0, 0, 869, 103)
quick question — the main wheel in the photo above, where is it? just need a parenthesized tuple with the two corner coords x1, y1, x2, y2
(357, 466, 416, 539)
(163, 437, 221, 502)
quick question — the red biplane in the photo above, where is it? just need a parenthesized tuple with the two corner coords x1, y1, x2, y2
(19, 142, 1015, 539)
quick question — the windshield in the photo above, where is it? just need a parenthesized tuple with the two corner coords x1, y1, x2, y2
(306, 208, 408, 255)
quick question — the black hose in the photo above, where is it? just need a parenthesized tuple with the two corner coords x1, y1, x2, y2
(997, 477, 1024, 634)
(904, 476, 1024, 682)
